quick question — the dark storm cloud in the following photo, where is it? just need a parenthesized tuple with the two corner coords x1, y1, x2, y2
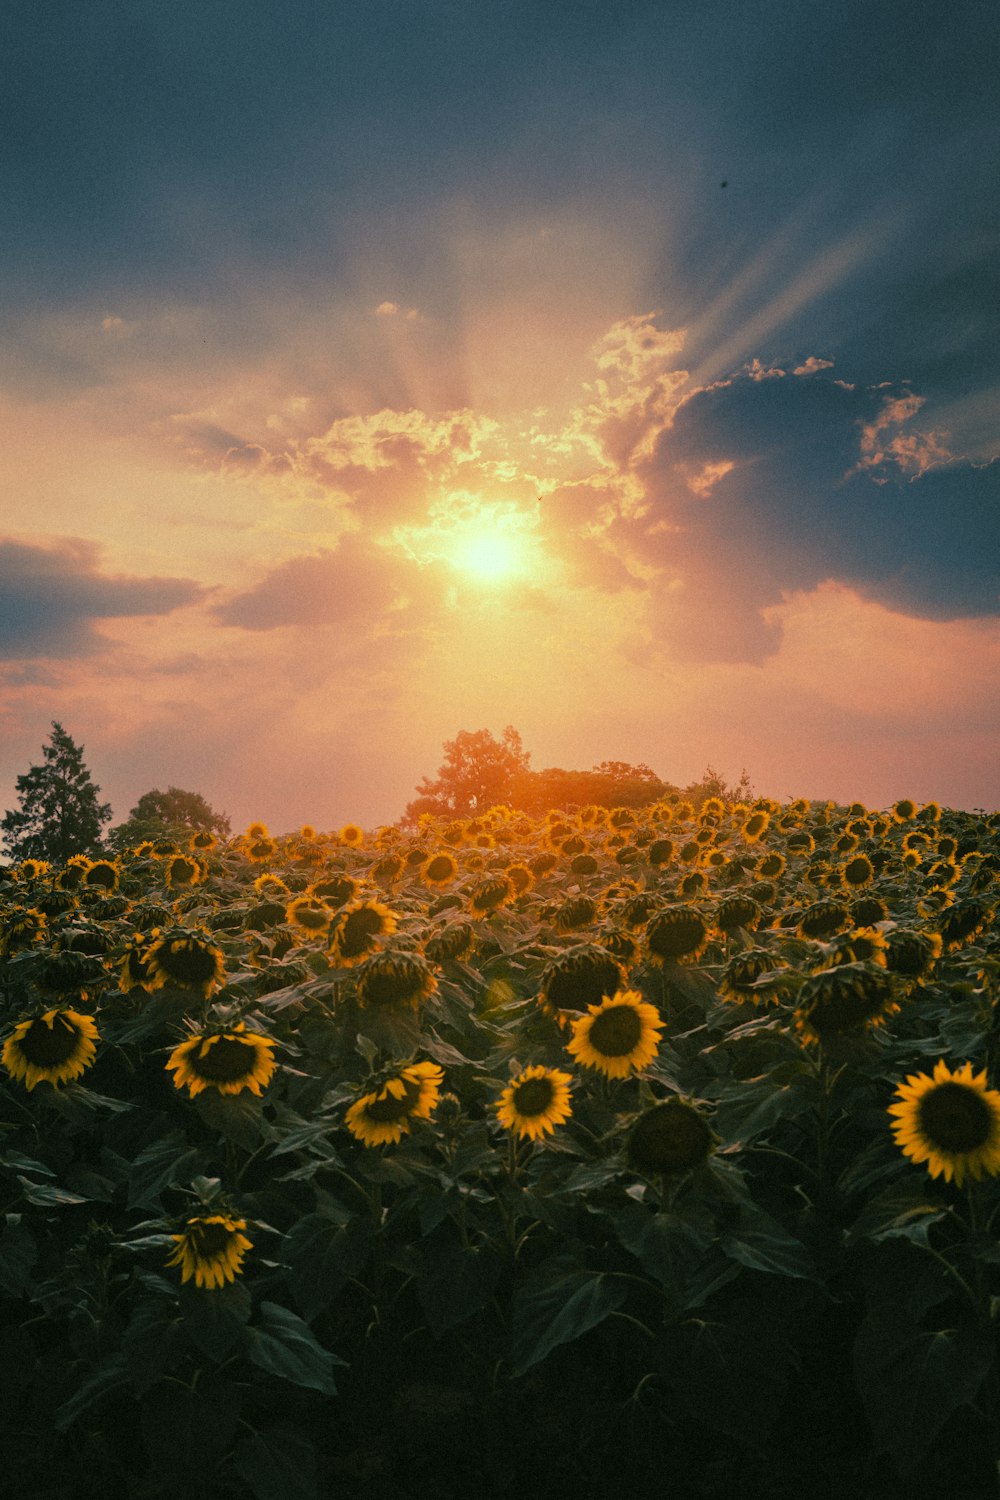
(0, 537, 205, 658)
(635, 370, 999, 661)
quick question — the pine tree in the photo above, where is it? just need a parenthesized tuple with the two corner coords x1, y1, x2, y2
(1, 723, 112, 863)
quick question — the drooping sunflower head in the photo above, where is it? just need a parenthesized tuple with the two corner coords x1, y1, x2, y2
(756, 851, 786, 880)
(371, 852, 404, 885)
(164, 854, 202, 890)
(166, 1021, 277, 1098)
(889, 1060, 1000, 1187)
(815, 926, 889, 970)
(165, 1213, 253, 1290)
(2, 1008, 100, 1091)
(938, 898, 993, 952)
(190, 830, 217, 851)
(253, 873, 290, 899)
(284, 894, 335, 939)
(566, 990, 664, 1079)
(717, 948, 787, 1005)
(627, 1098, 714, 1177)
(243, 836, 279, 865)
(345, 1060, 445, 1146)
(506, 862, 535, 895)
(648, 838, 676, 868)
(0, 907, 47, 957)
(851, 894, 889, 927)
(355, 949, 438, 1011)
(552, 895, 598, 933)
(468, 874, 516, 917)
(885, 927, 943, 980)
(328, 899, 398, 966)
(538, 945, 627, 1025)
(496, 1065, 573, 1142)
(82, 859, 119, 891)
(715, 896, 762, 935)
(645, 907, 710, 965)
(308, 873, 358, 907)
(794, 963, 899, 1044)
(144, 929, 227, 998)
(796, 900, 851, 941)
(741, 811, 770, 845)
(422, 852, 459, 889)
(424, 921, 475, 964)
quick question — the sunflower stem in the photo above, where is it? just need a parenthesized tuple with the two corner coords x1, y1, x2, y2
(966, 1181, 1000, 1494)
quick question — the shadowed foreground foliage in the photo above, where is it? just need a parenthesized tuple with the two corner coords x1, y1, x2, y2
(0, 792, 998, 1498)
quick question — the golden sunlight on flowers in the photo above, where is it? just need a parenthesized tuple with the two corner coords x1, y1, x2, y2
(345, 1060, 445, 1146)
(889, 1060, 1000, 1186)
(166, 1022, 277, 1098)
(496, 1065, 573, 1141)
(566, 989, 664, 1078)
(2, 1008, 99, 1090)
(165, 1213, 253, 1289)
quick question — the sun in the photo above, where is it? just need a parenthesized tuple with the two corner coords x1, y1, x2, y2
(451, 527, 526, 582)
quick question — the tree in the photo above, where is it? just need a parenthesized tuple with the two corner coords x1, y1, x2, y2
(1, 722, 112, 863)
(507, 761, 676, 814)
(683, 764, 755, 808)
(108, 786, 232, 852)
(403, 727, 531, 822)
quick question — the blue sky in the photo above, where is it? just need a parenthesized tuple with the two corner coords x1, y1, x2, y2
(1, 0, 997, 831)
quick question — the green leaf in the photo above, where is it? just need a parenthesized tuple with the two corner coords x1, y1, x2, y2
(713, 1074, 813, 1146)
(0, 1150, 55, 1177)
(233, 1428, 318, 1500)
(16, 1174, 89, 1206)
(243, 1302, 345, 1395)
(417, 1238, 502, 1335)
(122, 1300, 187, 1396)
(847, 1180, 949, 1247)
(720, 1205, 816, 1280)
(127, 1131, 204, 1210)
(54, 1354, 130, 1431)
(284, 1213, 373, 1321)
(855, 1319, 992, 1474)
(511, 1258, 627, 1374)
(141, 1375, 241, 1483)
(194, 1088, 269, 1148)
(180, 1280, 252, 1361)
(0, 1213, 36, 1295)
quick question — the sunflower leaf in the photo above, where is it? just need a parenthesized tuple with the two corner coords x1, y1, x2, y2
(243, 1301, 345, 1395)
(233, 1428, 318, 1500)
(0, 1213, 36, 1295)
(16, 1175, 89, 1206)
(511, 1258, 627, 1374)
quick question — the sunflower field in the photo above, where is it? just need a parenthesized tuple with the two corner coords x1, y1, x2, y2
(1, 797, 999, 1499)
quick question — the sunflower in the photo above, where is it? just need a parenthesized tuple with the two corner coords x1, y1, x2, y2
(496, 1066, 573, 1142)
(648, 838, 675, 868)
(796, 900, 851, 940)
(566, 990, 664, 1079)
(627, 1098, 713, 1176)
(938, 898, 993, 952)
(424, 922, 475, 964)
(339, 823, 365, 848)
(538, 945, 627, 1025)
(506, 862, 535, 895)
(2, 1008, 100, 1091)
(794, 963, 899, 1044)
(371, 853, 404, 885)
(717, 948, 787, 1005)
(645, 907, 709, 965)
(244, 836, 278, 864)
(253, 873, 290, 898)
(82, 859, 119, 891)
(840, 855, 875, 891)
(285, 894, 335, 939)
(889, 1061, 1000, 1187)
(892, 799, 917, 823)
(167, 1022, 277, 1098)
(552, 895, 598, 932)
(422, 852, 459, 889)
(884, 928, 943, 981)
(328, 899, 398, 966)
(18, 858, 50, 881)
(355, 949, 438, 1010)
(164, 854, 202, 890)
(145, 929, 226, 998)
(165, 1213, 253, 1289)
(0, 908, 47, 956)
(469, 875, 515, 916)
(308, 873, 358, 907)
(190, 830, 217, 851)
(245, 822, 270, 841)
(345, 1060, 445, 1146)
(741, 811, 770, 845)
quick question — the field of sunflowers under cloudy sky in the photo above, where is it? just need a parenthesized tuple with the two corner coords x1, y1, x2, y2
(1, 793, 999, 1498)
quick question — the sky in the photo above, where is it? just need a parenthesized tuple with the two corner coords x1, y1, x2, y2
(1, 0, 998, 835)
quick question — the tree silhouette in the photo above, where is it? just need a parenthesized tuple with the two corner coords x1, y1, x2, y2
(108, 786, 231, 851)
(1, 722, 112, 862)
(404, 727, 531, 821)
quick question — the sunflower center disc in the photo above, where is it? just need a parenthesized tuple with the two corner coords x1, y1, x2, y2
(588, 1006, 644, 1057)
(365, 1079, 422, 1123)
(512, 1078, 555, 1116)
(918, 1081, 993, 1152)
(193, 1036, 258, 1082)
(19, 1015, 79, 1066)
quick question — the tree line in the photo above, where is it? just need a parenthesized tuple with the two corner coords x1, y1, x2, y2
(1, 721, 753, 862)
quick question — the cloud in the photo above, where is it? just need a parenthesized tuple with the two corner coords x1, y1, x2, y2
(628, 366, 997, 661)
(211, 534, 432, 632)
(0, 537, 205, 660)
